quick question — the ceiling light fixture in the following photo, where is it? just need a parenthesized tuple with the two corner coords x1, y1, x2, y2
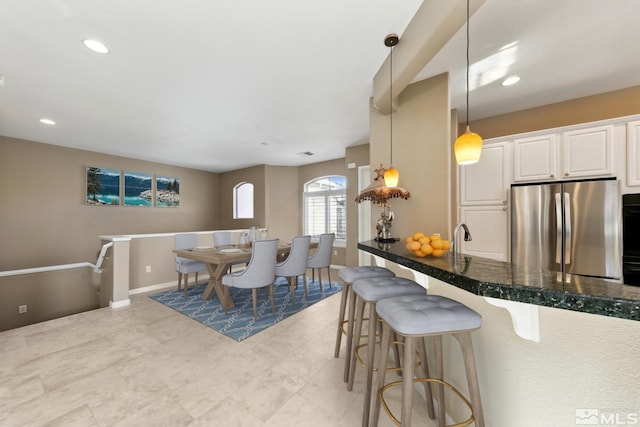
(454, 0, 483, 165)
(501, 76, 520, 86)
(82, 39, 109, 54)
(383, 33, 400, 187)
(39, 118, 56, 125)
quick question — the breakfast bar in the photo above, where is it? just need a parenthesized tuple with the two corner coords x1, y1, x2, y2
(358, 240, 640, 322)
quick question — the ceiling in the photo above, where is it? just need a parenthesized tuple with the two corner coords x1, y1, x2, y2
(1, 0, 639, 173)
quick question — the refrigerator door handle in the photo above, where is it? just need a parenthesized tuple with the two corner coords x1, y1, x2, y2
(564, 192, 571, 265)
(555, 193, 562, 264)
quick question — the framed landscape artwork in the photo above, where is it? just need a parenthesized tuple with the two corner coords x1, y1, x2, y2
(86, 166, 121, 205)
(156, 175, 180, 207)
(124, 171, 152, 206)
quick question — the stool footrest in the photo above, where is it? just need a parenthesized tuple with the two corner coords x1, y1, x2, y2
(379, 378, 474, 427)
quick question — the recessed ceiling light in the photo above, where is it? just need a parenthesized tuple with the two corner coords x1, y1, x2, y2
(39, 118, 56, 125)
(501, 76, 520, 87)
(82, 39, 109, 54)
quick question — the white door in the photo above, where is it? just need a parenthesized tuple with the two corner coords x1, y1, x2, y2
(358, 165, 372, 266)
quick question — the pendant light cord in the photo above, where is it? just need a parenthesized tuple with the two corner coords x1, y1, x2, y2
(465, 0, 470, 127)
(389, 43, 393, 166)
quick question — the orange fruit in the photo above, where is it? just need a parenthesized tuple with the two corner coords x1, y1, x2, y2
(418, 236, 431, 244)
(413, 250, 426, 257)
(413, 232, 425, 241)
(442, 240, 451, 250)
(430, 239, 444, 250)
(405, 236, 414, 243)
(407, 241, 421, 251)
(428, 233, 441, 241)
(432, 249, 445, 257)
(421, 244, 434, 255)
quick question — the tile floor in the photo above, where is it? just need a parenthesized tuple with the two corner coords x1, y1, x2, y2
(0, 277, 437, 427)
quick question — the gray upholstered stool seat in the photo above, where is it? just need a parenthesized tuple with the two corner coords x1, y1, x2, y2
(334, 266, 395, 382)
(372, 294, 485, 427)
(348, 277, 429, 427)
(338, 266, 395, 283)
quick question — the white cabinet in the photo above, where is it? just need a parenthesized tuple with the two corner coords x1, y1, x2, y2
(458, 142, 510, 261)
(513, 134, 557, 181)
(459, 205, 509, 261)
(513, 125, 614, 182)
(562, 125, 613, 178)
(627, 120, 640, 186)
(460, 142, 509, 206)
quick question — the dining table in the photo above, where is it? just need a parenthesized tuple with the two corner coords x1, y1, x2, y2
(174, 241, 317, 310)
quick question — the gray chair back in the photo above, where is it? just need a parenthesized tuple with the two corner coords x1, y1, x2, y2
(276, 235, 311, 277)
(222, 239, 279, 289)
(175, 233, 201, 269)
(213, 231, 233, 247)
(307, 233, 335, 269)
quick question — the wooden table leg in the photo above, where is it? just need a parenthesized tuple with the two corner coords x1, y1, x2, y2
(201, 263, 235, 310)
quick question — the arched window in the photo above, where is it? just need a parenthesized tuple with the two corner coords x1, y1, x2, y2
(233, 182, 254, 219)
(303, 175, 346, 242)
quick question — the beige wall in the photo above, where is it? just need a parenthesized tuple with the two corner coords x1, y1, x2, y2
(467, 85, 640, 139)
(370, 72, 452, 241)
(265, 165, 299, 243)
(217, 165, 266, 230)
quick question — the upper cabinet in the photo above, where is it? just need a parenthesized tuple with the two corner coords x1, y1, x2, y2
(460, 142, 509, 206)
(562, 125, 614, 178)
(513, 134, 557, 181)
(513, 125, 614, 182)
(627, 120, 640, 186)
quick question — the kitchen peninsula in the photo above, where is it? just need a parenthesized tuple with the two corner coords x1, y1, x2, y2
(358, 240, 640, 321)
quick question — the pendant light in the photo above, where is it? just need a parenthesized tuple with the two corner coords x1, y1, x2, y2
(454, 0, 483, 165)
(383, 33, 400, 187)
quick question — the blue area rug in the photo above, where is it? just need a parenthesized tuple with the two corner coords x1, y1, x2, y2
(150, 277, 342, 341)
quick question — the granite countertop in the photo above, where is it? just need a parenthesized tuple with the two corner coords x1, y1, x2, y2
(358, 240, 640, 321)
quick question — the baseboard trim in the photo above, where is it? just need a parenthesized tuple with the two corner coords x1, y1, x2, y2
(109, 299, 131, 309)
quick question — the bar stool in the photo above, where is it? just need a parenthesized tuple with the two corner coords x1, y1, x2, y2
(347, 276, 432, 427)
(372, 294, 484, 427)
(336, 266, 395, 382)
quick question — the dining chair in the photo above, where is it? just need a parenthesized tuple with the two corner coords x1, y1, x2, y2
(275, 235, 311, 302)
(307, 233, 335, 292)
(174, 233, 207, 297)
(213, 231, 233, 247)
(221, 238, 279, 320)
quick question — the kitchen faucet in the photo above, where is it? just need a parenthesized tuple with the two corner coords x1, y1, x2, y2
(452, 222, 472, 254)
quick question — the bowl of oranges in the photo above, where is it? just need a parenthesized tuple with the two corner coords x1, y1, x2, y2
(405, 232, 451, 258)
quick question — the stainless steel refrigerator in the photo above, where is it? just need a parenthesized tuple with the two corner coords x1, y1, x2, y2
(511, 178, 621, 281)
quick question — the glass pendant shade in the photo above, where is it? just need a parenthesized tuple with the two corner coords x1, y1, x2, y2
(383, 166, 399, 187)
(454, 125, 483, 165)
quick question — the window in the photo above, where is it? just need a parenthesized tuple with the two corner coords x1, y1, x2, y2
(303, 175, 346, 242)
(233, 182, 254, 219)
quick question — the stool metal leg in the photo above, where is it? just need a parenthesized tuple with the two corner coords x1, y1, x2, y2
(334, 282, 351, 358)
(453, 331, 485, 427)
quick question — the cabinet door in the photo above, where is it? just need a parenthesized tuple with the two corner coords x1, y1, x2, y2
(459, 142, 508, 205)
(459, 205, 509, 261)
(513, 134, 557, 181)
(562, 125, 613, 178)
(627, 121, 640, 186)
